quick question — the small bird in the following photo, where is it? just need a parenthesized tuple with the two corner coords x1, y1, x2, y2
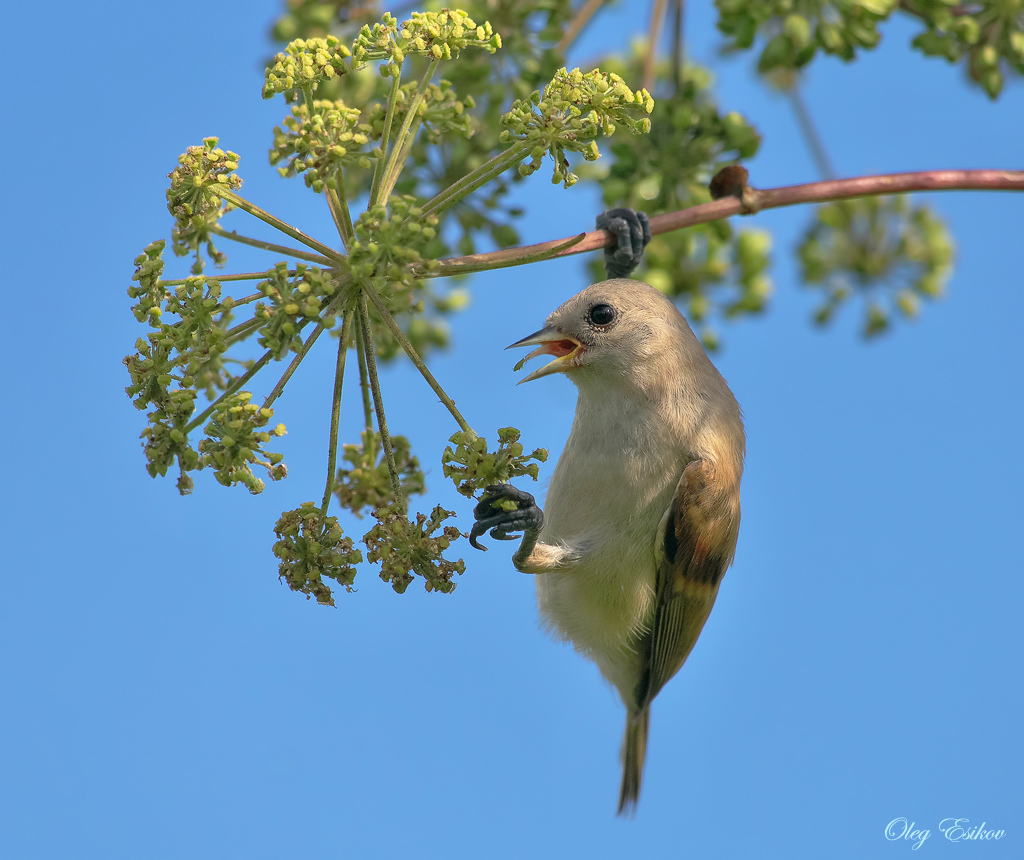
(471, 211, 744, 814)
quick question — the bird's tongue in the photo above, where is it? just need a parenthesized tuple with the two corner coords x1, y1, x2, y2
(530, 338, 578, 359)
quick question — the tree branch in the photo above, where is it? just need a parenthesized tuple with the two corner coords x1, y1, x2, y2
(425, 169, 1024, 274)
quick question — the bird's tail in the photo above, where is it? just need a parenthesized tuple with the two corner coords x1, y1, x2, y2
(617, 705, 650, 816)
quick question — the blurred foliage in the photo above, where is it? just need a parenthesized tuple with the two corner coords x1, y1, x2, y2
(715, 0, 1024, 98)
(799, 196, 953, 337)
(334, 430, 426, 515)
(582, 51, 768, 349)
(904, 1, 1024, 99)
(716, 0, 897, 70)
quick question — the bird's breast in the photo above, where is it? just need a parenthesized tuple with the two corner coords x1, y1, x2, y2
(534, 397, 688, 693)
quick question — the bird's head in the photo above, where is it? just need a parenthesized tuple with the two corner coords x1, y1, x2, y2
(510, 279, 700, 388)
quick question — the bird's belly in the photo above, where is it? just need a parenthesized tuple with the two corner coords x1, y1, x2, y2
(535, 532, 657, 698)
(534, 419, 684, 697)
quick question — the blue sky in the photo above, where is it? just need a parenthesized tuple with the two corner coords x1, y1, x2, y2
(2, 2, 1022, 857)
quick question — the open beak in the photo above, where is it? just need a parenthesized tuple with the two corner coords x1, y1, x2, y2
(507, 325, 586, 384)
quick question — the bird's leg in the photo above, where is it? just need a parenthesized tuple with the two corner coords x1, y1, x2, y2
(470, 483, 544, 570)
(595, 208, 652, 279)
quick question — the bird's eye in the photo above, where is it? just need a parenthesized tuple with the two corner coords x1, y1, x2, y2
(588, 303, 616, 326)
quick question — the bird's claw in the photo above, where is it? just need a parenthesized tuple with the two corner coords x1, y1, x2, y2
(470, 483, 544, 551)
(596, 208, 651, 279)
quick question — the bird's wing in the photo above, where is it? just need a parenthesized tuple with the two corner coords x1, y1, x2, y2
(634, 458, 741, 709)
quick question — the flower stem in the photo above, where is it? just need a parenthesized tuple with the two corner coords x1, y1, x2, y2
(210, 226, 335, 266)
(301, 84, 315, 111)
(363, 282, 474, 436)
(356, 296, 402, 500)
(263, 320, 322, 411)
(321, 313, 353, 514)
(421, 143, 531, 219)
(224, 317, 262, 342)
(377, 113, 426, 204)
(375, 59, 440, 207)
(183, 349, 275, 434)
(158, 269, 294, 287)
(369, 70, 404, 207)
(222, 292, 264, 307)
(219, 190, 347, 264)
(670, 0, 685, 93)
(356, 327, 374, 434)
(422, 231, 586, 278)
(327, 171, 357, 250)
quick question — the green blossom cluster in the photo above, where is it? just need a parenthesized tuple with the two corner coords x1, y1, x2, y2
(399, 10, 501, 60)
(274, 502, 363, 605)
(333, 431, 426, 515)
(364, 504, 465, 594)
(126, 241, 246, 489)
(254, 263, 340, 358)
(366, 80, 476, 145)
(129, 240, 168, 321)
(442, 428, 548, 497)
(638, 228, 773, 351)
(907, 0, 1024, 97)
(500, 67, 654, 188)
(270, 99, 376, 191)
(138, 388, 200, 495)
(799, 196, 954, 336)
(347, 194, 452, 359)
(126, 248, 231, 408)
(166, 138, 241, 269)
(263, 36, 352, 100)
(349, 197, 439, 289)
(351, 10, 501, 75)
(716, 0, 897, 71)
(198, 392, 288, 494)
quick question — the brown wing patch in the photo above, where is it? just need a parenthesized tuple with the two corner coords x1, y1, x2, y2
(632, 459, 741, 710)
(665, 458, 740, 588)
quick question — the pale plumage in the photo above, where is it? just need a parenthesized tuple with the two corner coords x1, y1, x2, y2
(479, 278, 744, 814)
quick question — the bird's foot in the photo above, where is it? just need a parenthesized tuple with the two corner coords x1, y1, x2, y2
(469, 483, 544, 551)
(596, 208, 652, 279)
